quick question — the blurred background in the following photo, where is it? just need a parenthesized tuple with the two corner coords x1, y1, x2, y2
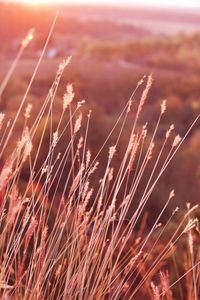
(0, 0, 200, 223)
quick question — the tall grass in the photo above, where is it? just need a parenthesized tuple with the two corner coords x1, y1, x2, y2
(0, 27, 199, 300)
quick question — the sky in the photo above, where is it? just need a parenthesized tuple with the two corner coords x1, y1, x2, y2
(3, 0, 200, 7)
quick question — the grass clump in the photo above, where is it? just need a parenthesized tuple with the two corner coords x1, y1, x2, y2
(0, 28, 199, 300)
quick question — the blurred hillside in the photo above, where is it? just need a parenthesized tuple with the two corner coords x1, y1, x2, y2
(0, 2, 200, 222)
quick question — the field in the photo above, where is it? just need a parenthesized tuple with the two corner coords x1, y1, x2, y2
(0, 2, 199, 299)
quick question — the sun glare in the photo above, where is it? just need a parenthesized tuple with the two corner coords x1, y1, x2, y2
(15, 0, 200, 7)
(7, 0, 200, 8)
(21, 0, 57, 5)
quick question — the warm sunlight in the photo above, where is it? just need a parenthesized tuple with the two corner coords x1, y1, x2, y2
(8, 0, 200, 8)
(20, 0, 56, 4)
(1, 0, 200, 298)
